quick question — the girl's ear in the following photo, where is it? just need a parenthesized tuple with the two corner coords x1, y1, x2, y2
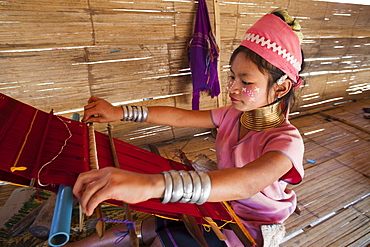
(275, 78, 292, 98)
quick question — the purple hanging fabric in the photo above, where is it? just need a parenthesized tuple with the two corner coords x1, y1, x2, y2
(188, 0, 220, 110)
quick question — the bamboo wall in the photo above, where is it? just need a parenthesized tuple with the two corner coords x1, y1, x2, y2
(0, 0, 369, 146)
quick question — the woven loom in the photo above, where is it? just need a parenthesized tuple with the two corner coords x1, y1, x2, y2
(0, 93, 234, 225)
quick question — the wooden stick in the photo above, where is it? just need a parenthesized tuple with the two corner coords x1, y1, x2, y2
(79, 204, 84, 232)
(8, 202, 45, 238)
(319, 112, 370, 135)
(88, 123, 105, 239)
(29, 193, 57, 239)
(88, 123, 99, 170)
(181, 214, 209, 247)
(70, 113, 85, 233)
(107, 123, 120, 167)
(213, 0, 223, 108)
(107, 123, 138, 247)
(95, 204, 105, 239)
(222, 201, 257, 246)
(204, 216, 226, 241)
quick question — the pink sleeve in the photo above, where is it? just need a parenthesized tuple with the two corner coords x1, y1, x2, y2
(211, 105, 232, 128)
(263, 127, 304, 184)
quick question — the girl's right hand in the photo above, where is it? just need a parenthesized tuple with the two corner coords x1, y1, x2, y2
(82, 96, 122, 123)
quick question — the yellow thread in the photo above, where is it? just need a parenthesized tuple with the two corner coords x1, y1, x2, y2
(154, 214, 180, 222)
(11, 110, 39, 172)
(202, 216, 232, 229)
(218, 221, 230, 229)
(10, 166, 28, 172)
(0, 180, 29, 188)
(203, 224, 211, 232)
(155, 213, 234, 229)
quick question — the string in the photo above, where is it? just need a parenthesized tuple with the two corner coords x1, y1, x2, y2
(10, 110, 39, 172)
(154, 214, 181, 222)
(95, 218, 136, 245)
(202, 216, 231, 230)
(37, 116, 72, 187)
(114, 230, 129, 245)
(96, 217, 136, 225)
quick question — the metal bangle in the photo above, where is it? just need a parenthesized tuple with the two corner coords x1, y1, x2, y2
(196, 170, 211, 205)
(136, 106, 143, 122)
(188, 170, 202, 204)
(125, 105, 131, 120)
(127, 105, 133, 120)
(141, 106, 148, 122)
(179, 170, 193, 203)
(169, 170, 184, 203)
(161, 171, 173, 204)
(121, 105, 128, 121)
(121, 105, 148, 122)
(132, 106, 138, 122)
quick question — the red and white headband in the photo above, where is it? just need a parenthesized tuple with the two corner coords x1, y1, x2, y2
(240, 14, 303, 88)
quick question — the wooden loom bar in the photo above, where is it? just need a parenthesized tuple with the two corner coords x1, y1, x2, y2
(88, 123, 105, 239)
(107, 123, 139, 247)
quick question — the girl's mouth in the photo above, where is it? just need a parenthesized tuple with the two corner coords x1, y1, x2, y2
(230, 96, 239, 102)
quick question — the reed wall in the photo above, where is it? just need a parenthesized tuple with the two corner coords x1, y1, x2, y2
(1, 0, 369, 146)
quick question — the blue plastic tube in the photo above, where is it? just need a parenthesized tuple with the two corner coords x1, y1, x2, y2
(48, 185, 73, 246)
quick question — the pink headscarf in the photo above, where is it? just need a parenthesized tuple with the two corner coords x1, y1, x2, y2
(240, 14, 303, 88)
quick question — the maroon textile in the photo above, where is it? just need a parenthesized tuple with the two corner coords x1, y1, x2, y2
(0, 93, 233, 224)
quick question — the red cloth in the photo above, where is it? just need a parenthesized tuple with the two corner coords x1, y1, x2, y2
(0, 93, 233, 224)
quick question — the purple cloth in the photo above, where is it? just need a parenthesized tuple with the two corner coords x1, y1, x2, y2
(188, 0, 220, 110)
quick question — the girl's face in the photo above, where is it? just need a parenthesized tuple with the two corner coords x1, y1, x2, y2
(228, 52, 276, 112)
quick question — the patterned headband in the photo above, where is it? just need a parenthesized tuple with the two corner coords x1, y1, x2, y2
(240, 14, 303, 88)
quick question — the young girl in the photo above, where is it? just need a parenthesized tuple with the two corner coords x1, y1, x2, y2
(72, 9, 305, 247)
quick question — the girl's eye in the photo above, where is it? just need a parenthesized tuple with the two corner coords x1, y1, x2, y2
(242, 80, 250, 85)
(228, 75, 235, 80)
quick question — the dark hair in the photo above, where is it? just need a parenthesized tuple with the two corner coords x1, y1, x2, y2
(229, 46, 305, 114)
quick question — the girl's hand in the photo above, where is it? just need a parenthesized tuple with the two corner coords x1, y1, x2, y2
(73, 167, 165, 216)
(82, 96, 122, 123)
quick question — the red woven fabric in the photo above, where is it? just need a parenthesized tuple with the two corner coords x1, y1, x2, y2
(0, 93, 233, 224)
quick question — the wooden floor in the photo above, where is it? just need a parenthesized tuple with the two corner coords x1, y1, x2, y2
(281, 98, 370, 247)
(153, 98, 370, 247)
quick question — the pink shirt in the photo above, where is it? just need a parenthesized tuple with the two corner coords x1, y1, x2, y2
(211, 105, 304, 246)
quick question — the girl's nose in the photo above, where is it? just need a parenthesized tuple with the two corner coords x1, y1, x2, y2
(228, 80, 240, 94)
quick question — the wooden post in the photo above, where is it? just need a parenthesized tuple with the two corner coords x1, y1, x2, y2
(29, 193, 57, 239)
(213, 0, 223, 107)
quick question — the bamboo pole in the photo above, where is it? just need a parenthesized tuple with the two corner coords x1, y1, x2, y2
(213, 0, 223, 107)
